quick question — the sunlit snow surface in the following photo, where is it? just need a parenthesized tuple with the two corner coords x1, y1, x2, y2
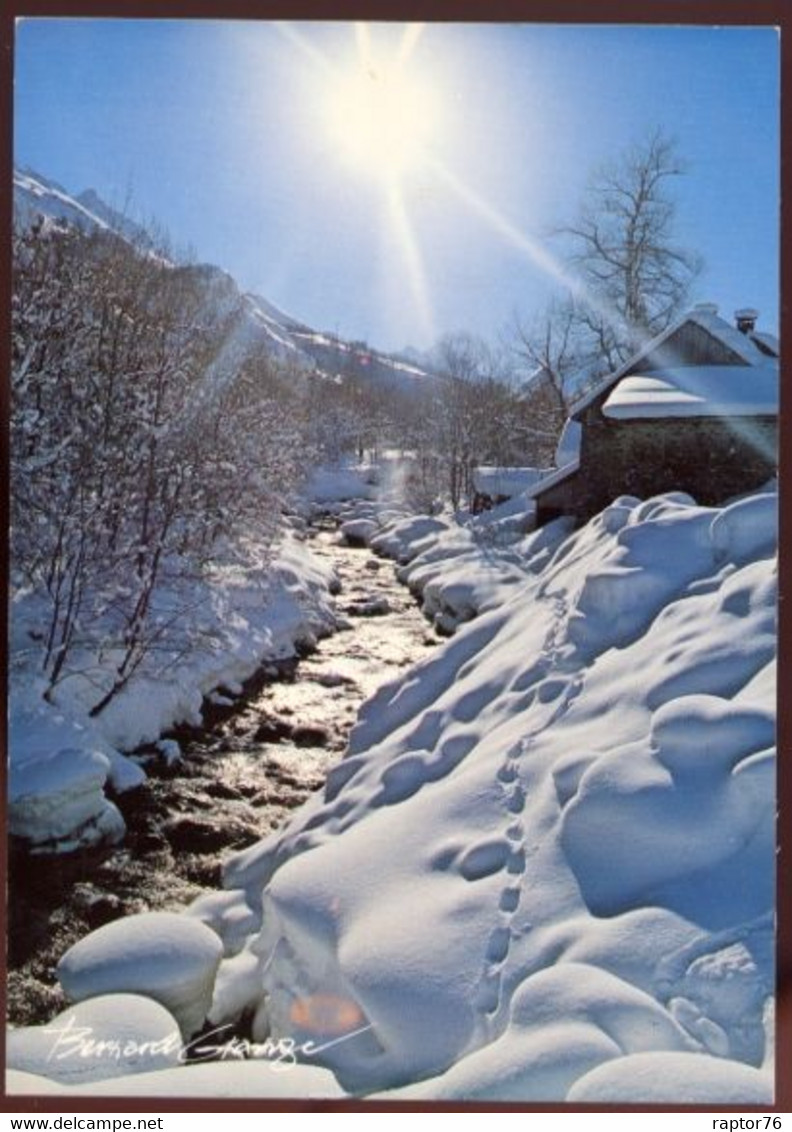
(603, 364, 778, 418)
(217, 487, 776, 1100)
(8, 483, 777, 1101)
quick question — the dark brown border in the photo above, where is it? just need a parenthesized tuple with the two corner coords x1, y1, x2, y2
(1, 0, 788, 1115)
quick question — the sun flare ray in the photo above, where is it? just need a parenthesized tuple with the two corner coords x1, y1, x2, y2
(396, 23, 426, 68)
(272, 21, 338, 79)
(427, 157, 646, 355)
(354, 22, 373, 68)
(386, 184, 435, 345)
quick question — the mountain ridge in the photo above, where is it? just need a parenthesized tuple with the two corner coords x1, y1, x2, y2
(13, 166, 436, 395)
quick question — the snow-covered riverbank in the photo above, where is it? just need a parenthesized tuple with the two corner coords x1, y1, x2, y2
(7, 462, 392, 856)
(7, 480, 777, 1102)
(7, 510, 436, 1028)
(8, 532, 340, 854)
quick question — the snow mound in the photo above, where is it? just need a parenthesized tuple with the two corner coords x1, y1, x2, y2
(367, 507, 572, 635)
(400, 524, 529, 632)
(339, 518, 379, 546)
(9, 747, 124, 853)
(184, 889, 260, 958)
(469, 491, 538, 544)
(16, 1060, 345, 1098)
(710, 490, 777, 566)
(369, 515, 451, 563)
(559, 691, 774, 915)
(6, 995, 181, 1085)
(57, 912, 223, 1039)
(106, 750, 147, 792)
(566, 1051, 772, 1104)
(383, 962, 695, 1100)
(217, 488, 775, 1100)
(305, 463, 379, 504)
(5, 1070, 63, 1095)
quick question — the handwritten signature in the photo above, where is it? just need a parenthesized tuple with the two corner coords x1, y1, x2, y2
(43, 1016, 372, 1074)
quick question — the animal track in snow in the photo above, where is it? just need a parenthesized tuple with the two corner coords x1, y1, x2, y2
(468, 590, 591, 1037)
(458, 839, 512, 881)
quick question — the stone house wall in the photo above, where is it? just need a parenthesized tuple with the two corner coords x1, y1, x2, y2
(534, 471, 583, 526)
(576, 409, 777, 520)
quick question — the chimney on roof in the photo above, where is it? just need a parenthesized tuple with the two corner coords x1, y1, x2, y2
(735, 308, 759, 335)
(693, 302, 719, 316)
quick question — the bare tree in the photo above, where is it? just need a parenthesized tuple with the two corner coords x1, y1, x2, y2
(429, 333, 526, 509)
(508, 295, 589, 465)
(513, 300, 575, 410)
(510, 131, 702, 461)
(561, 128, 702, 364)
(11, 217, 316, 712)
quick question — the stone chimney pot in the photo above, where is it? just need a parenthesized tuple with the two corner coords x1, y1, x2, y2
(734, 308, 759, 334)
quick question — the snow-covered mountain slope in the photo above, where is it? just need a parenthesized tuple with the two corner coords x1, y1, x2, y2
(13, 167, 434, 394)
(73, 187, 158, 251)
(14, 168, 118, 235)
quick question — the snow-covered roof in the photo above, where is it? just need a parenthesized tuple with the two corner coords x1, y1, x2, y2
(750, 330, 779, 357)
(687, 306, 770, 366)
(570, 305, 773, 419)
(603, 363, 778, 420)
(526, 458, 581, 498)
(473, 466, 545, 496)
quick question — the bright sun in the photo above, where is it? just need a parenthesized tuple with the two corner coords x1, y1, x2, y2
(327, 31, 438, 182)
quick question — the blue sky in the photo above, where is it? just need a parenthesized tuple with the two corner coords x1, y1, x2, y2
(14, 20, 780, 353)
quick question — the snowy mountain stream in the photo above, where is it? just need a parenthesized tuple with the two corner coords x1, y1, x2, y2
(8, 516, 437, 1027)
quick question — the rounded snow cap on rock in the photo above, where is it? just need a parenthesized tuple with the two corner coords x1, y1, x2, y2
(7, 994, 181, 1085)
(57, 911, 223, 1039)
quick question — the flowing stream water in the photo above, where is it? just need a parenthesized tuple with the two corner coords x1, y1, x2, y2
(8, 516, 436, 1026)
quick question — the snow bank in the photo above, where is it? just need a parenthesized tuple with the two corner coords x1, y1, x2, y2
(185, 889, 260, 958)
(566, 1051, 772, 1104)
(350, 500, 568, 637)
(369, 514, 452, 563)
(469, 491, 538, 544)
(7, 1060, 345, 1098)
(57, 914, 223, 1040)
(214, 488, 775, 1100)
(381, 963, 696, 1100)
(304, 462, 380, 504)
(8, 533, 338, 851)
(5, 1070, 63, 1095)
(560, 693, 774, 915)
(375, 510, 572, 634)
